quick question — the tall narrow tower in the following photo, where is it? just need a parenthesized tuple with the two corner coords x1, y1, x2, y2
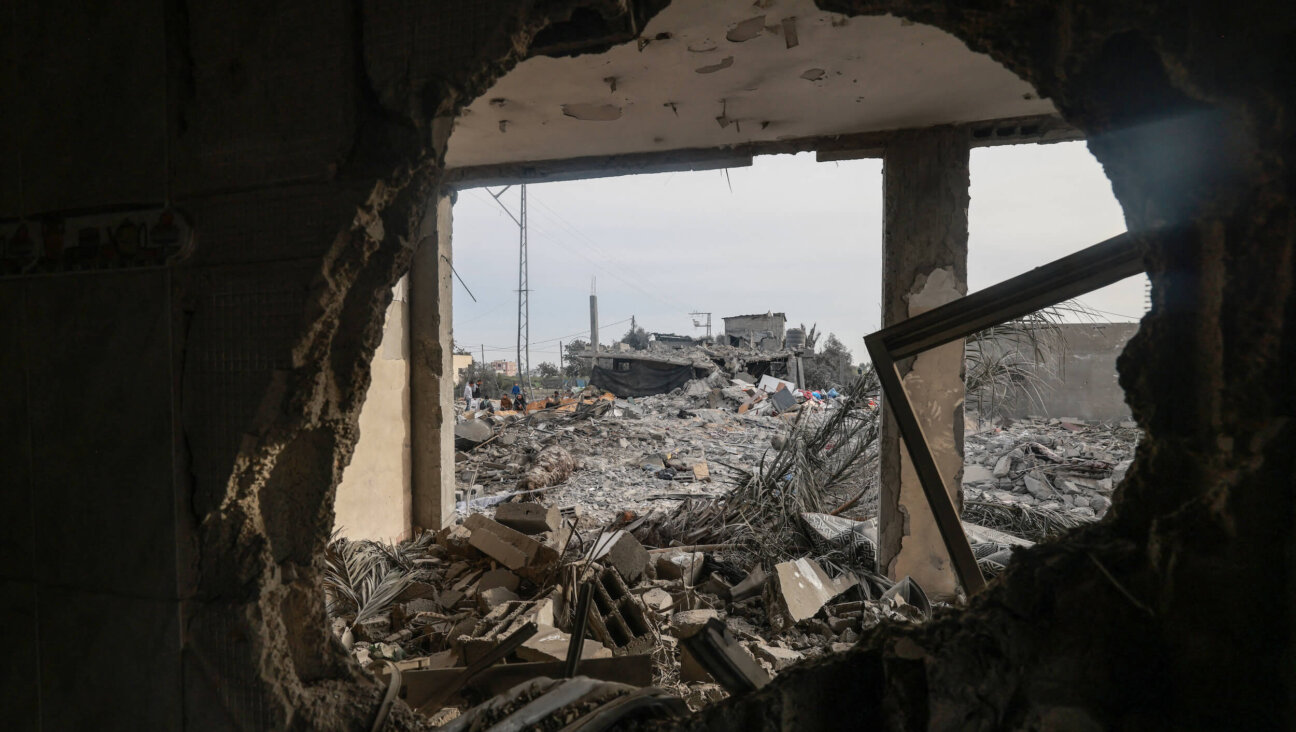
(516, 184, 530, 399)
(589, 276, 599, 359)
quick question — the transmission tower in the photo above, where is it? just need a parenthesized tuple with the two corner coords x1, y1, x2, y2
(516, 184, 531, 401)
(690, 311, 712, 339)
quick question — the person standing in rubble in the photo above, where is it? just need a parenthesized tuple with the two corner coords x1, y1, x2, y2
(462, 379, 475, 410)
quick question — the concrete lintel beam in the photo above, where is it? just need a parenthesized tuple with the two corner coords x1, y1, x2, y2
(447, 114, 1077, 188)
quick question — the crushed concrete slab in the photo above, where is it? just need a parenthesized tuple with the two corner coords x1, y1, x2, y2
(478, 586, 520, 612)
(586, 530, 649, 583)
(655, 550, 704, 585)
(478, 568, 521, 593)
(751, 643, 803, 671)
(454, 420, 494, 448)
(765, 558, 858, 632)
(495, 502, 561, 534)
(669, 609, 720, 639)
(517, 625, 612, 663)
(463, 513, 559, 573)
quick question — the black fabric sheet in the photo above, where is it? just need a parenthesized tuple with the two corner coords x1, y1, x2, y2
(590, 361, 698, 398)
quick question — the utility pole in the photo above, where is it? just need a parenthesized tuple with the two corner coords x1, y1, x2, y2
(690, 312, 712, 339)
(558, 341, 563, 385)
(589, 276, 599, 359)
(516, 183, 531, 401)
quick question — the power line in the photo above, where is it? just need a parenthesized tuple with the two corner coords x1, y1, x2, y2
(460, 315, 634, 354)
(467, 190, 694, 317)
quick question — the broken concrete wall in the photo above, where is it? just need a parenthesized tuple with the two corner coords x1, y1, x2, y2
(333, 277, 413, 541)
(2, 0, 1293, 730)
(984, 322, 1140, 421)
(0, 0, 578, 727)
(668, 0, 1296, 729)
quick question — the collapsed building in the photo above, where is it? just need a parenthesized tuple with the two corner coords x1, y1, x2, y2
(1, 0, 1291, 730)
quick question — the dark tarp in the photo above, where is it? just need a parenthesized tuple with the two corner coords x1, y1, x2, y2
(591, 360, 702, 398)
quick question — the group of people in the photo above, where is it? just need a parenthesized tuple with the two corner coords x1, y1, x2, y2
(461, 379, 566, 413)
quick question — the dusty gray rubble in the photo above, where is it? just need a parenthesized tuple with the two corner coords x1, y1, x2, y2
(326, 376, 1140, 723)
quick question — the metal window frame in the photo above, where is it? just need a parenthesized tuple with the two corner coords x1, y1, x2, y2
(864, 232, 1146, 596)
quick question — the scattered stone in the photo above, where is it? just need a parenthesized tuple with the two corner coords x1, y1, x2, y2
(1090, 494, 1113, 514)
(517, 626, 611, 663)
(477, 568, 520, 593)
(642, 587, 674, 615)
(656, 550, 705, 585)
(494, 502, 562, 534)
(765, 558, 858, 632)
(462, 513, 559, 573)
(993, 454, 1013, 477)
(751, 642, 803, 671)
(477, 586, 519, 612)
(587, 530, 650, 583)
(1023, 471, 1055, 500)
(669, 609, 720, 639)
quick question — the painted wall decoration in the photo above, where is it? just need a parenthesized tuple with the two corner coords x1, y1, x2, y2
(1, 208, 193, 277)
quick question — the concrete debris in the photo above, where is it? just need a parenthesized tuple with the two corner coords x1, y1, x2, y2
(477, 568, 520, 593)
(477, 586, 520, 612)
(453, 419, 494, 449)
(494, 502, 561, 534)
(656, 550, 705, 585)
(586, 530, 650, 583)
(462, 513, 559, 574)
(765, 558, 859, 632)
(751, 642, 803, 671)
(962, 416, 1140, 537)
(641, 587, 674, 615)
(327, 379, 1139, 719)
(668, 609, 720, 639)
(517, 626, 613, 663)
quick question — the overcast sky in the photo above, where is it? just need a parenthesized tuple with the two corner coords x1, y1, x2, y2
(449, 141, 1143, 368)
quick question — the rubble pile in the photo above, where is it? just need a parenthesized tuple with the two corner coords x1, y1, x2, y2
(961, 416, 1139, 540)
(452, 372, 847, 524)
(327, 375, 1140, 725)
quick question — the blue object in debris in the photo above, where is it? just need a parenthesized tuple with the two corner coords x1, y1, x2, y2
(827, 388, 840, 398)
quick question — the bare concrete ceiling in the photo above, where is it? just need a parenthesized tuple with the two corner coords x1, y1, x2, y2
(445, 0, 1057, 169)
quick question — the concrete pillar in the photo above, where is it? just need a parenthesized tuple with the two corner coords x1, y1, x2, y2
(410, 192, 456, 531)
(878, 127, 970, 600)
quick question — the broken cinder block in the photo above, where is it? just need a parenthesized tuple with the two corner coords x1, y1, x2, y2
(581, 566, 655, 656)
(655, 550, 704, 585)
(494, 502, 561, 535)
(462, 513, 559, 574)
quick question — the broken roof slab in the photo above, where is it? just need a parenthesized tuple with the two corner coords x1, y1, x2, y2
(446, 1, 1058, 172)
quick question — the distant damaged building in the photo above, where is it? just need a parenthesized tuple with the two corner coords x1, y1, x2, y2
(723, 312, 786, 350)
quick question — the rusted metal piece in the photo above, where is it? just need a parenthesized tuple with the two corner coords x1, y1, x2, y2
(564, 582, 595, 678)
